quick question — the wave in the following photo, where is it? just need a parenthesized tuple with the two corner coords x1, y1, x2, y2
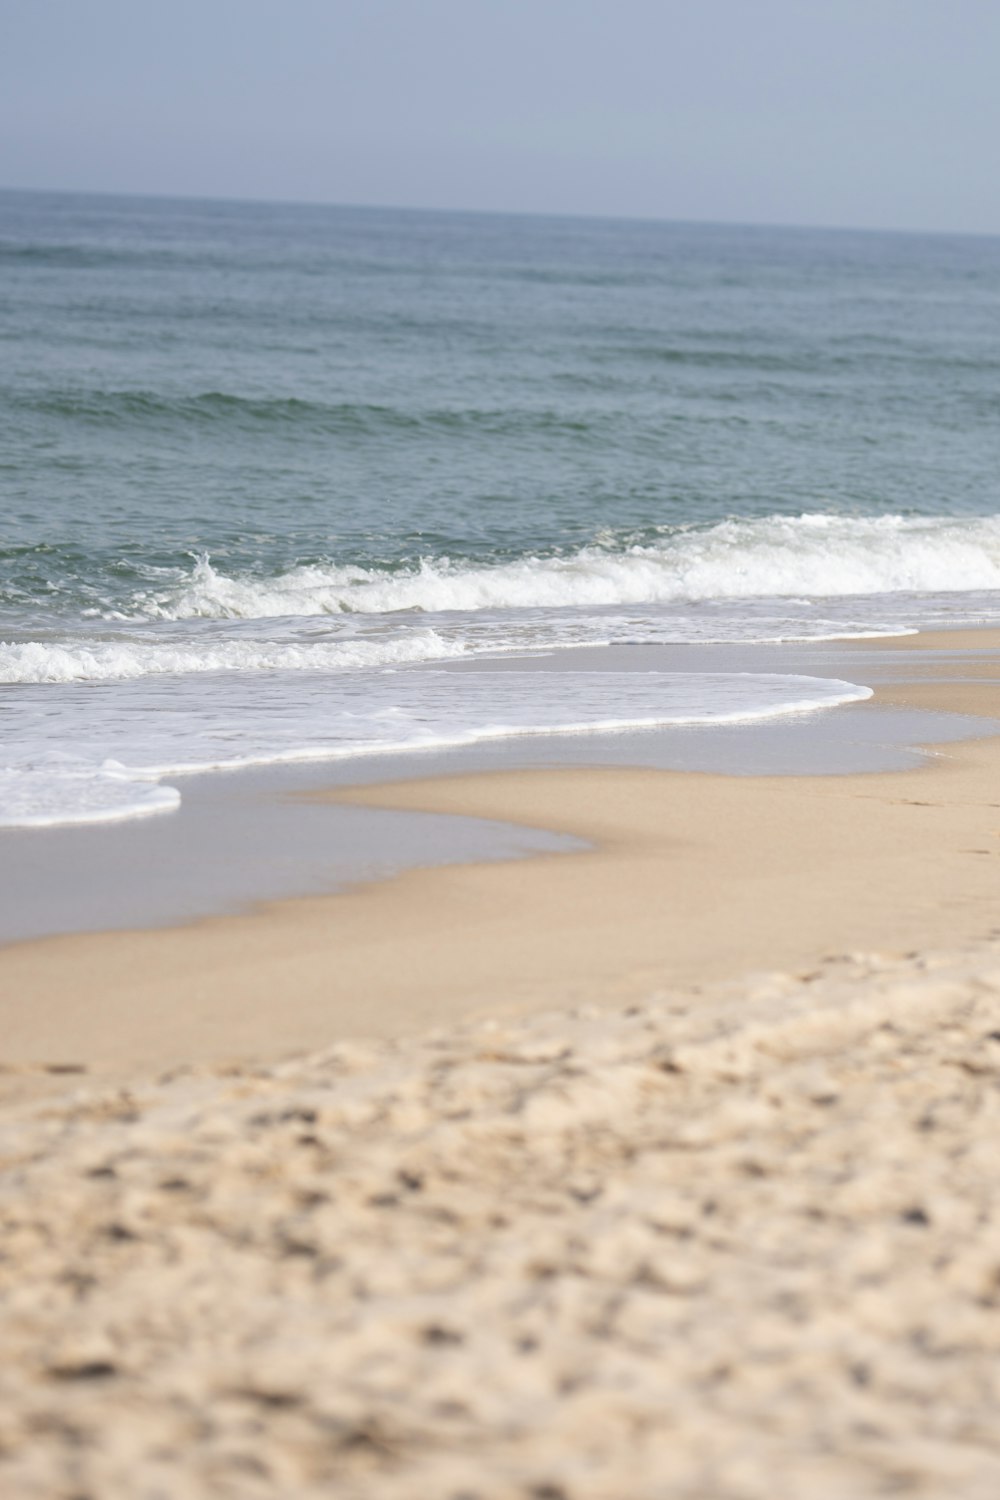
(17, 388, 598, 440)
(0, 240, 272, 274)
(0, 671, 871, 827)
(0, 242, 131, 269)
(0, 765, 180, 829)
(0, 629, 464, 684)
(135, 515, 1000, 622)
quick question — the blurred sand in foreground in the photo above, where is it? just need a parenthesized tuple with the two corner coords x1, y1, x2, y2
(3, 941, 1000, 1497)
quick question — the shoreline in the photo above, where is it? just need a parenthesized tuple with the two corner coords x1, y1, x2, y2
(5, 627, 1000, 1495)
(3, 627, 999, 950)
(2, 628, 1000, 1100)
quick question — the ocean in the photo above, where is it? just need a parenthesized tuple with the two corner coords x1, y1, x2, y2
(3, 188, 1000, 828)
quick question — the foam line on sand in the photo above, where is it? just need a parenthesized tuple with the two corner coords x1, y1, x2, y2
(2, 661, 1000, 1094)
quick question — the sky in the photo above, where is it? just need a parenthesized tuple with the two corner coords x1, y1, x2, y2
(2, 0, 1000, 234)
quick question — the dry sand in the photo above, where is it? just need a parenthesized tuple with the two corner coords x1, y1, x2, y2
(4, 943, 1000, 1498)
(3, 630, 1000, 1496)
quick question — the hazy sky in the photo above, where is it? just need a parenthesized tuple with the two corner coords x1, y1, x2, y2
(3, 0, 999, 233)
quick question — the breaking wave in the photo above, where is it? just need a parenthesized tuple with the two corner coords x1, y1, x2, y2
(133, 515, 1000, 622)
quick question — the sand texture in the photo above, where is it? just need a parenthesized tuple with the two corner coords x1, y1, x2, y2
(4, 637, 1000, 1496)
(4, 941, 1000, 1498)
(4, 675, 1000, 1098)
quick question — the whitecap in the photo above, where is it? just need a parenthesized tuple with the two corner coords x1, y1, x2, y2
(129, 514, 1000, 623)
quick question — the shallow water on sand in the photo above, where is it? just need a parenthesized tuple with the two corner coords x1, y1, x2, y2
(3, 637, 997, 943)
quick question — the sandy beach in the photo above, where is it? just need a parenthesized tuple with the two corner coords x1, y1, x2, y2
(2, 632, 1000, 1091)
(3, 629, 1000, 1496)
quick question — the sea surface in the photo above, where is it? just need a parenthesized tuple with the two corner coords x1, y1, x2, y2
(3, 189, 1000, 826)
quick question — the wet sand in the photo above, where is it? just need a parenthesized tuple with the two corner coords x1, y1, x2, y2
(1, 636, 1000, 1093)
(3, 629, 1000, 1496)
(5, 632, 995, 949)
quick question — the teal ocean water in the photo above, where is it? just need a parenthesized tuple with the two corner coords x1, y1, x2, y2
(3, 189, 1000, 825)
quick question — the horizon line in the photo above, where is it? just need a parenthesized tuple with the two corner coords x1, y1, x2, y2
(2, 181, 998, 245)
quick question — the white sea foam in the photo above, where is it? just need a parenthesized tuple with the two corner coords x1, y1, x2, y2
(0, 629, 465, 684)
(0, 764, 180, 828)
(133, 515, 1000, 622)
(0, 613, 909, 685)
(0, 669, 871, 827)
(7, 509, 998, 828)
